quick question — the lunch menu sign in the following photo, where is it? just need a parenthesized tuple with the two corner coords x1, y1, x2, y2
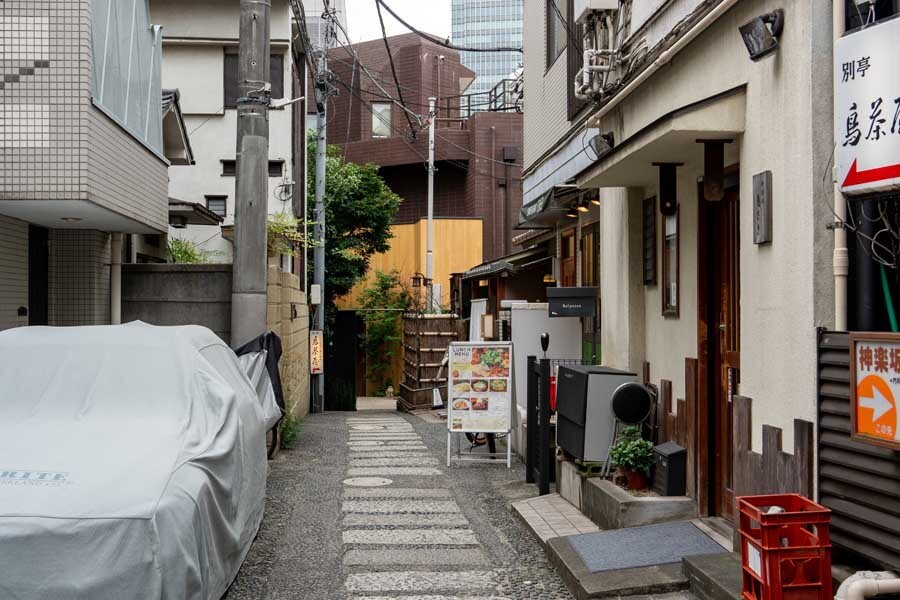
(446, 342, 513, 434)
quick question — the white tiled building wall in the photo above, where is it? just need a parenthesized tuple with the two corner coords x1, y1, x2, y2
(0, 216, 29, 331)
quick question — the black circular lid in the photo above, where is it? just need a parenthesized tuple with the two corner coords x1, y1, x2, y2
(611, 382, 654, 424)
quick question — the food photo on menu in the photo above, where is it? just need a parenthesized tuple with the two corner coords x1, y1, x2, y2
(470, 398, 489, 411)
(469, 347, 510, 378)
(452, 398, 470, 410)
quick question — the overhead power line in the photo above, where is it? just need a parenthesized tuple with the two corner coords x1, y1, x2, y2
(375, 0, 523, 53)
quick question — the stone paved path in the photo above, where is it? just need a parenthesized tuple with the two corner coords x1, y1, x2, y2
(225, 410, 572, 599)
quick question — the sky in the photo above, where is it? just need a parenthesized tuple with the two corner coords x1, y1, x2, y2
(345, 0, 451, 44)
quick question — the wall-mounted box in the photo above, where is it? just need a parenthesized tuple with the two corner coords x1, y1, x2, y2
(753, 170, 773, 244)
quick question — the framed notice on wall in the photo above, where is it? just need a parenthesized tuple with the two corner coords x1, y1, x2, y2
(850, 333, 900, 450)
(447, 342, 513, 434)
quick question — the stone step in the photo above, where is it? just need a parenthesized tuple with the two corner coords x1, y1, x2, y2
(681, 552, 742, 600)
(344, 570, 497, 594)
(342, 528, 478, 545)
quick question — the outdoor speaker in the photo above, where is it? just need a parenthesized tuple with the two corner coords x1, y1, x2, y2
(652, 441, 686, 496)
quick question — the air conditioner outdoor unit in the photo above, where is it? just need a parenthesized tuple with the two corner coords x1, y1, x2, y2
(575, 0, 618, 25)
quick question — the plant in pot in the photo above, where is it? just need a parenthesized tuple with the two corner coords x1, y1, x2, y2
(609, 426, 654, 490)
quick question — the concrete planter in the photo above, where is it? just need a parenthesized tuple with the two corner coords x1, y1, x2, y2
(584, 478, 697, 530)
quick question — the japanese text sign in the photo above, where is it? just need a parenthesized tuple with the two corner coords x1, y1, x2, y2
(850, 333, 900, 450)
(310, 330, 323, 375)
(835, 17, 900, 195)
(447, 342, 513, 434)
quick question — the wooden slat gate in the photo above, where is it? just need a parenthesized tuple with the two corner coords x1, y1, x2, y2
(817, 329, 900, 571)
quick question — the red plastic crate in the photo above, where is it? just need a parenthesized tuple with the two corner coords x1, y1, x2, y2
(738, 494, 832, 600)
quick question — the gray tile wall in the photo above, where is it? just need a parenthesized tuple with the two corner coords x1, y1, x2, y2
(0, 0, 169, 231)
(0, 215, 29, 330)
(48, 229, 110, 326)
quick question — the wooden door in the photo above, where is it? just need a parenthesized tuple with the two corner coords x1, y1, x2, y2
(710, 189, 740, 518)
(699, 185, 740, 519)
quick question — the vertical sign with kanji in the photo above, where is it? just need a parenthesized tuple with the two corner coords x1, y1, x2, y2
(850, 333, 900, 449)
(834, 17, 900, 195)
(310, 330, 324, 375)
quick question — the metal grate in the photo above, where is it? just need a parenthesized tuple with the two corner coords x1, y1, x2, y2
(817, 329, 900, 571)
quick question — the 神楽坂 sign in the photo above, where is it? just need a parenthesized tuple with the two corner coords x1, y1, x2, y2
(835, 17, 900, 195)
(850, 333, 900, 450)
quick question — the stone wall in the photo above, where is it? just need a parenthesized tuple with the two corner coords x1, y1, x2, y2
(266, 264, 309, 420)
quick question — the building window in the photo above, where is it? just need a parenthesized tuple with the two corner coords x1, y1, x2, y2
(642, 197, 657, 286)
(581, 223, 597, 287)
(546, 0, 567, 68)
(224, 51, 285, 109)
(845, 0, 900, 30)
(371, 102, 392, 138)
(661, 209, 679, 317)
(561, 228, 576, 287)
(205, 195, 227, 218)
(221, 159, 285, 178)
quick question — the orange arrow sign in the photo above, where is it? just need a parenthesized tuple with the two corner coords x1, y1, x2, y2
(857, 374, 897, 441)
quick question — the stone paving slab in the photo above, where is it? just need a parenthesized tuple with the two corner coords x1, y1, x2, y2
(344, 570, 497, 593)
(343, 488, 453, 499)
(351, 596, 507, 600)
(348, 435, 423, 440)
(349, 457, 439, 467)
(342, 513, 470, 527)
(343, 548, 488, 566)
(349, 445, 430, 453)
(348, 440, 427, 446)
(346, 451, 437, 459)
(342, 499, 461, 514)
(347, 466, 444, 476)
(342, 528, 479, 545)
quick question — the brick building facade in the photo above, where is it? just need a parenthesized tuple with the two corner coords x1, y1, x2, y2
(328, 34, 523, 261)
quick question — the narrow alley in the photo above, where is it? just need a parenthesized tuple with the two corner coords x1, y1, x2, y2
(226, 409, 575, 598)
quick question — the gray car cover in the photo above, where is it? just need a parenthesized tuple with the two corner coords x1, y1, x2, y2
(0, 322, 272, 599)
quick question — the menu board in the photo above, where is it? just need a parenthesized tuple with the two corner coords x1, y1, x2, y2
(447, 342, 513, 433)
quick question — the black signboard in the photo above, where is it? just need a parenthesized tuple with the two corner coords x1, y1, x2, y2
(547, 287, 598, 318)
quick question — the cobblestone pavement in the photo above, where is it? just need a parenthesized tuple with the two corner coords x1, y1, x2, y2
(225, 410, 574, 599)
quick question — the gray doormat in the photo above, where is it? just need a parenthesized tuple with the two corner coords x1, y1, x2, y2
(567, 521, 727, 573)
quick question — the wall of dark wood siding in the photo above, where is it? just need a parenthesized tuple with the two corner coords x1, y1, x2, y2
(818, 329, 900, 571)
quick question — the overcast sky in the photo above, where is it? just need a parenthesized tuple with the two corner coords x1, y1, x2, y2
(346, 0, 451, 44)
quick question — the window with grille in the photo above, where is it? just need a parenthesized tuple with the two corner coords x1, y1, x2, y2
(205, 195, 227, 218)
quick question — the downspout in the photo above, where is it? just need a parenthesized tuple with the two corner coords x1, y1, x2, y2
(590, 0, 741, 124)
(834, 0, 849, 330)
(110, 232, 123, 325)
(491, 126, 497, 259)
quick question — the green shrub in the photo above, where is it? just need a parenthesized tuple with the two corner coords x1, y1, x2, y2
(609, 426, 654, 474)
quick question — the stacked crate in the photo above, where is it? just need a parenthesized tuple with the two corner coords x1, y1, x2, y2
(398, 313, 464, 411)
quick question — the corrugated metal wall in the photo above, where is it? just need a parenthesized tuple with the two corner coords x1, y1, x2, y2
(0, 216, 29, 330)
(818, 330, 900, 571)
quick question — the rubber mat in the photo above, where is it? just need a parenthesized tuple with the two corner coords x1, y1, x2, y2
(567, 521, 726, 573)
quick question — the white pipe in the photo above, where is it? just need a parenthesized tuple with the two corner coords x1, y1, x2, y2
(590, 0, 741, 124)
(834, 0, 848, 331)
(110, 233, 123, 325)
(846, 578, 900, 600)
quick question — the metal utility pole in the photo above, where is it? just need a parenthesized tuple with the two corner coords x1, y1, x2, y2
(231, 0, 271, 348)
(311, 5, 333, 411)
(426, 96, 436, 311)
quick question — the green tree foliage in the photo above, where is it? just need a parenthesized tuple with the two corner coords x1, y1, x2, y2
(167, 237, 214, 263)
(306, 134, 401, 307)
(359, 271, 411, 390)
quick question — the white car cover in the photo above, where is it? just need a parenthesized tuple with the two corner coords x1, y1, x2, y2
(0, 322, 273, 599)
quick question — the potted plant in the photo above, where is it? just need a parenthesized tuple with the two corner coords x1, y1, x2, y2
(609, 426, 655, 490)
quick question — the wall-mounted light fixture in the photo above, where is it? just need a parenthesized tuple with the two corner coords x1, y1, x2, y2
(739, 9, 784, 61)
(566, 207, 579, 218)
(478, 279, 489, 287)
(576, 201, 590, 213)
(542, 274, 556, 284)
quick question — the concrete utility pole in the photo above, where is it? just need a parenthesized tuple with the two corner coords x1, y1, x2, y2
(231, 0, 271, 348)
(426, 96, 436, 311)
(312, 5, 333, 411)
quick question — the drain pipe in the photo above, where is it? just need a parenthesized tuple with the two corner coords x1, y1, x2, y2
(110, 232, 123, 325)
(833, 0, 849, 331)
(845, 577, 900, 600)
(589, 0, 740, 125)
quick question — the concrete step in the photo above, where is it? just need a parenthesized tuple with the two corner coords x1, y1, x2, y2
(682, 552, 742, 600)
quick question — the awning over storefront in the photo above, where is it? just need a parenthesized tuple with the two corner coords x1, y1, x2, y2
(577, 89, 745, 189)
(461, 247, 547, 280)
(517, 185, 580, 230)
